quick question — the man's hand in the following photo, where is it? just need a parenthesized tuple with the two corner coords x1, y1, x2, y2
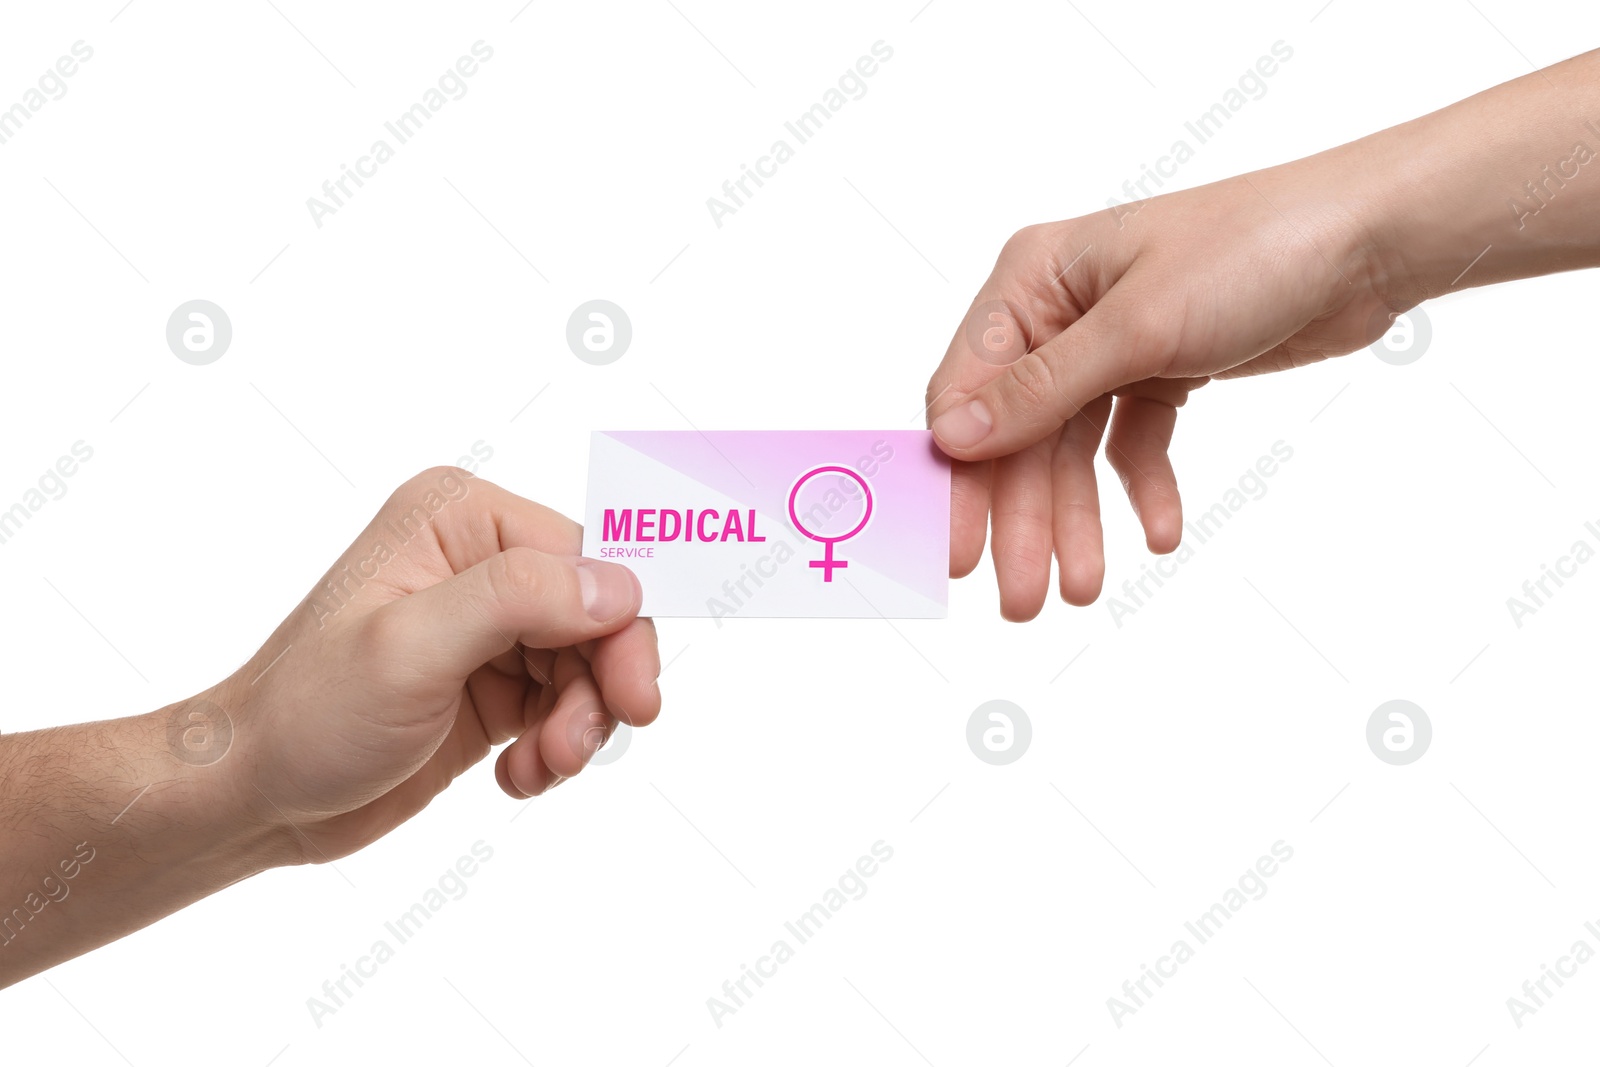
(0, 469, 659, 986)
(220, 467, 660, 862)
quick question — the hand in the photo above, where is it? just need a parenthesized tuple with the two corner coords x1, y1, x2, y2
(925, 156, 1407, 619)
(211, 467, 661, 863)
(0, 467, 660, 986)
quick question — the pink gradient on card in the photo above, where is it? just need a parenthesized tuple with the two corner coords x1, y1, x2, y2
(597, 430, 948, 604)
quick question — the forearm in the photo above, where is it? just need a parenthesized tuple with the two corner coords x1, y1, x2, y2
(1345, 47, 1600, 303)
(0, 698, 294, 987)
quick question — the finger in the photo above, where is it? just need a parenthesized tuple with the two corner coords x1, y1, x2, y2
(367, 549, 642, 687)
(1104, 396, 1183, 553)
(496, 678, 566, 797)
(924, 224, 1094, 419)
(325, 471, 585, 611)
(580, 616, 661, 727)
(465, 661, 531, 746)
(925, 292, 1039, 416)
(424, 472, 586, 572)
(485, 643, 554, 687)
(1051, 394, 1112, 606)
(540, 650, 614, 778)
(494, 747, 527, 799)
(988, 441, 1055, 622)
(950, 459, 991, 579)
(932, 290, 1158, 463)
(485, 645, 528, 677)
(520, 646, 558, 687)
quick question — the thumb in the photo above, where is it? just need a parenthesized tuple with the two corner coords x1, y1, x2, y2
(930, 294, 1150, 461)
(370, 547, 642, 679)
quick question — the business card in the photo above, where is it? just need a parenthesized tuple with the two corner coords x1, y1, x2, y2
(582, 430, 949, 619)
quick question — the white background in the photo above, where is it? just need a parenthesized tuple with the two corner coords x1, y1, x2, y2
(2, 1, 1598, 1063)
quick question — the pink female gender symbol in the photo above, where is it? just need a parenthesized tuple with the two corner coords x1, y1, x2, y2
(787, 465, 874, 583)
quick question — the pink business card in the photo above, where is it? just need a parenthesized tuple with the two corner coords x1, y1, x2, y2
(582, 430, 950, 619)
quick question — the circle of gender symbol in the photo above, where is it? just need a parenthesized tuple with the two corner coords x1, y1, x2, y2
(787, 465, 874, 583)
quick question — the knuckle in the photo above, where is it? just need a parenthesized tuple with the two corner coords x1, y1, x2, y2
(393, 465, 468, 498)
(1121, 301, 1182, 377)
(382, 466, 474, 521)
(491, 546, 552, 605)
(1054, 494, 1100, 522)
(1006, 349, 1065, 416)
(1000, 223, 1045, 261)
(353, 602, 412, 664)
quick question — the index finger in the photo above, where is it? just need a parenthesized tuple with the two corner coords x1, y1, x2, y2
(924, 225, 1093, 422)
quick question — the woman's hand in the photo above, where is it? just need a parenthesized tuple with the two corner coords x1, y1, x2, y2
(926, 49, 1600, 620)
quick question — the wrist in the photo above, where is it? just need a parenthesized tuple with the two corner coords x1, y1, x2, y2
(137, 693, 304, 878)
(1332, 53, 1600, 310)
(0, 704, 299, 985)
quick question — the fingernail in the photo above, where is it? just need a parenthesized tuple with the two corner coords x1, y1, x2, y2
(932, 399, 993, 449)
(577, 560, 637, 621)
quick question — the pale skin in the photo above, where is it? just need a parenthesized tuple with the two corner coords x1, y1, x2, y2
(0, 468, 660, 987)
(6, 49, 1600, 990)
(928, 48, 1600, 619)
